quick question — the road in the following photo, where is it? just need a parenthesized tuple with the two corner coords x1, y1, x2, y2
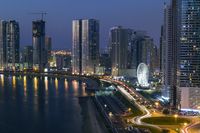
(101, 78, 200, 133)
(101, 79, 163, 132)
(182, 121, 200, 133)
(116, 85, 162, 131)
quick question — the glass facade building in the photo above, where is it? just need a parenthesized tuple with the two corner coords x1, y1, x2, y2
(22, 46, 33, 69)
(6, 20, 20, 70)
(32, 20, 47, 71)
(0, 20, 20, 70)
(178, 0, 200, 109)
(72, 19, 99, 75)
(110, 26, 128, 76)
(0, 20, 7, 70)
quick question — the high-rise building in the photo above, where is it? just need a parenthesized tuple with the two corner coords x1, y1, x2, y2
(131, 31, 147, 70)
(164, 0, 200, 109)
(110, 26, 128, 76)
(159, 25, 164, 72)
(45, 36, 52, 66)
(162, 3, 173, 99)
(6, 20, 20, 70)
(99, 51, 111, 75)
(0, 20, 7, 70)
(32, 20, 47, 71)
(22, 46, 33, 70)
(72, 20, 82, 74)
(127, 29, 135, 69)
(72, 19, 99, 75)
(0, 20, 20, 70)
(177, 0, 200, 109)
(50, 50, 71, 72)
(131, 31, 157, 75)
(140, 36, 156, 74)
(161, 1, 180, 108)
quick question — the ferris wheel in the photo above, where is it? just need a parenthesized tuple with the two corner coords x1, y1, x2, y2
(137, 63, 149, 87)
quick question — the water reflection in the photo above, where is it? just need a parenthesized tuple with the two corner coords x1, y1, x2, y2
(44, 76, 48, 91)
(55, 78, 58, 89)
(23, 76, 27, 96)
(0, 75, 96, 133)
(34, 77, 38, 96)
(64, 79, 68, 90)
(55, 78, 58, 96)
(0, 74, 4, 88)
(72, 80, 79, 90)
(72, 80, 79, 96)
(12, 76, 16, 89)
(82, 82, 87, 96)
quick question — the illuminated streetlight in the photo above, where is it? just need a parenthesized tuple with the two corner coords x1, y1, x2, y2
(155, 102, 159, 108)
(184, 122, 187, 126)
(174, 114, 178, 123)
(109, 112, 113, 117)
(174, 114, 178, 118)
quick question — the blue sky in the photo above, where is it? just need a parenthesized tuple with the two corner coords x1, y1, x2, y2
(0, 0, 169, 50)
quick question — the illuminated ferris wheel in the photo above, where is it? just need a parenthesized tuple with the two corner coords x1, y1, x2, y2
(137, 63, 149, 87)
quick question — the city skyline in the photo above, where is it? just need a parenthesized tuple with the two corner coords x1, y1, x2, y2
(0, 0, 169, 50)
(0, 0, 200, 133)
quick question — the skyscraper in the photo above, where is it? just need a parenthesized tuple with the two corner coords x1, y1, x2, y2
(72, 19, 99, 75)
(110, 26, 128, 76)
(45, 36, 52, 66)
(178, 0, 200, 109)
(162, 3, 173, 99)
(22, 46, 33, 70)
(0, 20, 20, 71)
(131, 31, 147, 70)
(161, 1, 180, 108)
(32, 20, 47, 71)
(72, 20, 82, 74)
(140, 36, 156, 74)
(6, 20, 20, 70)
(0, 20, 7, 70)
(131, 31, 157, 75)
(159, 25, 164, 72)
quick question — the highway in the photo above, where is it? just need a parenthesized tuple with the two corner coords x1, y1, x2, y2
(101, 78, 200, 133)
(101, 78, 162, 132)
(116, 85, 162, 131)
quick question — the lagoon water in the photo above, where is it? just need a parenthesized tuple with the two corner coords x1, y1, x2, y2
(0, 75, 95, 133)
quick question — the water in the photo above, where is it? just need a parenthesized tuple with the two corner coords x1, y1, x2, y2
(0, 75, 96, 133)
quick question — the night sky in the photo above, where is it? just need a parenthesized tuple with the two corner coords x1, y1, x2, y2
(0, 0, 169, 50)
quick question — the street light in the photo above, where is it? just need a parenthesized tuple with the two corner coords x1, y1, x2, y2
(184, 122, 187, 126)
(155, 102, 159, 108)
(174, 114, 178, 123)
(174, 114, 178, 118)
(109, 112, 113, 117)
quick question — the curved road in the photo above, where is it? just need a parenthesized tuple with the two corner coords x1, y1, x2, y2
(101, 78, 200, 133)
(116, 85, 162, 132)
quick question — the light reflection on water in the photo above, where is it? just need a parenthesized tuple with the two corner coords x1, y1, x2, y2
(12, 76, 16, 89)
(0, 74, 4, 87)
(44, 76, 48, 91)
(23, 76, 27, 97)
(34, 77, 38, 96)
(64, 78, 68, 90)
(0, 75, 96, 133)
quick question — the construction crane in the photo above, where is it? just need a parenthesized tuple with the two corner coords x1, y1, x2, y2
(30, 12, 47, 20)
